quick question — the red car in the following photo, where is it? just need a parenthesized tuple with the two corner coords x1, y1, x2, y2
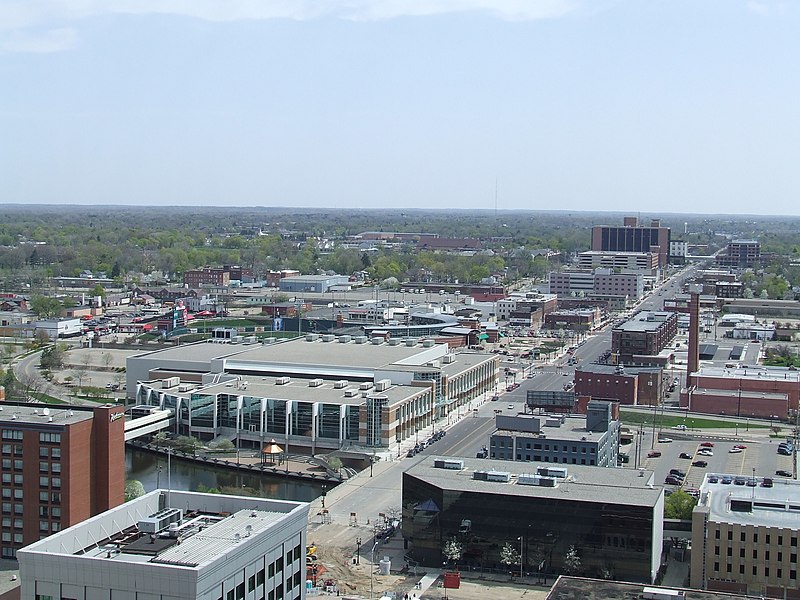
(700, 442, 715, 448)
(733, 444, 747, 450)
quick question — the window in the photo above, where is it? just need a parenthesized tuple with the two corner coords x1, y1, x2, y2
(39, 462, 49, 473)
(286, 577, 292, 591)
(236, 582, 244, 600)
(39, 492, 48, 502)
(39, 521, 49, 532)
(13, 460, 22, 470)
(13, 490, 21, 500)
(257, 569, 265, 586)
(714, 562, 719, 572)
(39, 447, 49, 458)
(2, 430, 22, 440)
(2, 445, 11, 455)
(276, 557, 284, 572)
(39, 433, 61, 444)
(248, 575, 255, 592)
(13, 474, 22, 485)
(226, 590, 234, 600)
(13, 533, 22, 543)
(0, 474, 8, 484)
(52, 478, 61, 489)
(51, 448, 60, 459)
(39, 477, 49, 488)
(269, 562, 275, 578)
(51, 463, 61, 474)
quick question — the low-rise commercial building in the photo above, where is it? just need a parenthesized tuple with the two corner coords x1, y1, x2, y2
(691, 473, 800, 598)
(715, 239, 761, 268)
(577, 250, 659, 276)
(573, 365, 663, 406)
(278, 275, 350, 293)
(489, 401, 620, 467)
(18, 490, 309, 600)
(403, 456, 664, 583)
(681, 365, 800, 419)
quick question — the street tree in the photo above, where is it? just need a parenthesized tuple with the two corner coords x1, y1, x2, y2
(500, 542, 521, 579)
(442, 538, 463, 569)
(563, 545, 582, 575)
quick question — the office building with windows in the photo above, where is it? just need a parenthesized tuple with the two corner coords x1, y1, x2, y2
(691, 474, 800, 598)
(591, 217, 671, 268)
(18, 490, 309, 600)
(0, 402, 124, 559)
(403, 456, 663, 583)
(489, 401, 620, 467)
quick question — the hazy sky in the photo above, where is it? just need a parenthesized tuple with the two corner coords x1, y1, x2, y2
(1, 1, 798, 214)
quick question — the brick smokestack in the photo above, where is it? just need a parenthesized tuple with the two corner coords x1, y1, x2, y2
(687, 286, 701, 386)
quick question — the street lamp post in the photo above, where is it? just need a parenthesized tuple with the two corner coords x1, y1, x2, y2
(518, 536, 524, 580)
(370, 540, 379, 599)
(321, 484, 327, 508)
(355, 537, 362, 565)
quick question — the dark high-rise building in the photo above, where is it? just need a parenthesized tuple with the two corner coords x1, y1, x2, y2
(591, 217, 671, 268)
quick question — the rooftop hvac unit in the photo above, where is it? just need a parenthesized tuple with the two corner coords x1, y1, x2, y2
(485, 471, 511, 483)
(343, 389, 358, 397)
(242, 336, 257, 344)
(138, 508, 183, 534)
(537, 467, 568, 479)
(262, 338, 277, 344)
(334, 380, 348, 389)
(388, 339, 400, 346)
(354, 336, 367, 344)
(308, 379, 323, 388)
(361, 391, 369, 398)
(374, 379, 391, 392)
(473, 471, 488, 481)
(276, 377, 290, 385)
(160, 377, 180, 389)
(305, 333, 319, 342)
(338, 335, 352, 343)
(405, 339, 416, 347)
(442, 355, 455, 364)
(517, 474, 540, 486)
(177, 384, 192, 393)
(422, 339, 435, 348)
(371, 337, 383, 345)
(538, 477, 557, 487)
(433, 459, 464, 470)
(321, 334, 335, 342)
(359, 382, 374, 390)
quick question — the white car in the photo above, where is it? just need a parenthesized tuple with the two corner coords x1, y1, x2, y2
(507, 404, 514, 410)
(728, 447, 742, 454)
(672, 425, 687, 431)
(697, 449, 714, 457)
(658, 437, 673, 444)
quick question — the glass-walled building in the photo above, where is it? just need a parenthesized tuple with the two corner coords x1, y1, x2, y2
(403, 456, 663, 584)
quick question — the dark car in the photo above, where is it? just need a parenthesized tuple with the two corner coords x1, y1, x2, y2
(648, 450, 662, 458)
(721, 475, 733, 484)
(669, 469, 686, 477)
(692, 460, 708, 468)
(664, 475, 682, 485)
(734, 476, 747, 485)
(708, 475, 719, 483)
(776, 470, 793, 477)
(746, 478, 758, 487)
(679, 452, 693, 460)
(406, 449, 416, 458)
(761, 477, 774, 488)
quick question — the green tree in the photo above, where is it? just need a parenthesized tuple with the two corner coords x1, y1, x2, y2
(30, 295, 63, 318)
(124, 480, 146, 502)
(90, 284, 107, 298)
(443, 538, 463, 568)
(664, 489, 698, 520)
(40, 344, 65, 370)
(500, 542, 521, 579)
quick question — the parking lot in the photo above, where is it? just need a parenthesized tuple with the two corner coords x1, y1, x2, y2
(635, 431, 795, 493)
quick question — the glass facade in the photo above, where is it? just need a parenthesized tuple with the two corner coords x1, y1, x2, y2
(403, 473, 656, 583)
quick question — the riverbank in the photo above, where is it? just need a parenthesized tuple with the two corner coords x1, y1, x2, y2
(127, 440, 342, 485)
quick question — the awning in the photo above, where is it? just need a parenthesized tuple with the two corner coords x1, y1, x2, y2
(477, 333, 489, 341)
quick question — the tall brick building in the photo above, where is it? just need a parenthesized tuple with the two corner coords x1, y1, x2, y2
(0, 403, 125, 559)
(591, 216, 671, 268)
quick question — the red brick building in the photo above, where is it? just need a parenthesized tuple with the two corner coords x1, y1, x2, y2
(183, 267, 229, 287)
(574, 365, 663, 406)
(611, 311, 677, 366)
(0, 403, 125, 559)
(680, 366, 800, 419)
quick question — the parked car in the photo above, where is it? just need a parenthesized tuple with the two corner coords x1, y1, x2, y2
(746, 478, 758, 487)
(658, 437, 673, 444)
(721, 475, 733, 484)
(778, 447, 792, 455)
(679, 452, 693, 460)
(406, 449, 417, 458)
(507, 404, 514, 410)
(761, 477, 774, 488)
(733, 444, 747, 450)
(669, 469, 686, 477)
(697, 449, 714, 457)
(672, 425, 687, 431)
(728, 447, 742, 454)
(700, 442, 715, 448)
(664, 475, 682, 485)
(647, 450, 662, 458)
(708, 475, 719, 483)
(692, 460, 708, 468)
(776, 470, 793, 477)
(734, 476, 747, 485)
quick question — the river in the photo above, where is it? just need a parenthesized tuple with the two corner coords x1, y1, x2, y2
(125, 447, 325, 503)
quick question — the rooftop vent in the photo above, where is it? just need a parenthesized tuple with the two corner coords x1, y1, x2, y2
(359, 382, 374, 391)
(422, 339, 435, 348)
(374, 379, 391, 392)
(338, 335, 352, 343)
(343, 389, 358, 398)
(371, 337, 383, 345)
(276, 377, 290, 385)
(354, 336, 368, 344)
(405, 339, 417, 347)
(321, 334, 335, 343)
(442, 354, 455, 364)
(308, 379, 323, 388)
(333, 380, 348, 389)
(305, 333, 319, 342)
(388, 338, 400, 346)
